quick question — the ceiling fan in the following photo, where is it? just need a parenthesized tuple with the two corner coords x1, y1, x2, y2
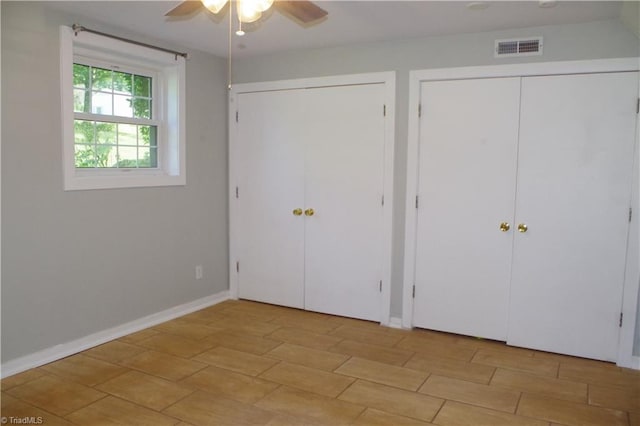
(165, 0, 328, 28)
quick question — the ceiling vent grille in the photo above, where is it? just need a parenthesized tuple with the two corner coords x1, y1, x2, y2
(495, 37, 543, 58)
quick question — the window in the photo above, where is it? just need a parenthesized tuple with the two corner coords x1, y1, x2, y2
(60, 26, 185, 190)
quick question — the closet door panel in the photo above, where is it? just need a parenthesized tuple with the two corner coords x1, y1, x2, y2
(508, 72, 638, 361)
(413, 78, 521, 340)
(236, 90, 306, 308)
(303, 84, 385, 321)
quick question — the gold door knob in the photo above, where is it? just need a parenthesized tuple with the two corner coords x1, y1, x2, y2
(518, 223, 528, 233)
(499, 222, 510, 232)
(292, 208, 303, 216)
(304, 208, 315, 217)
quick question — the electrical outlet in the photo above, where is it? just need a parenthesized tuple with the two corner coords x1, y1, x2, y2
(195, 265, 203, 280)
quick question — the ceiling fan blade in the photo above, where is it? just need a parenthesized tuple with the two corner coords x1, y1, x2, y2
(275, 1, 328, 23)
(165, 1, 204, 17)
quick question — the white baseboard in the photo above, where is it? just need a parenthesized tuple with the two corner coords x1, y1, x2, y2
(387, 316, 406, 329)
(623, 355, 640, 370)
(1, 290, 230, 379)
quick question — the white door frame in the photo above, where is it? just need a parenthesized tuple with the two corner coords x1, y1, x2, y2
(229, 72, 396, 325)
(403, 58, 639, 368)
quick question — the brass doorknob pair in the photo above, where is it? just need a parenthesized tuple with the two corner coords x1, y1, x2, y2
(292, 208, 314, 217)
(499, 222, 528, 233)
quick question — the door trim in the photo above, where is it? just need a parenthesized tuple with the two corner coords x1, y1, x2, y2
(229, 72, 396, 325)
(403, 58, 639, 368)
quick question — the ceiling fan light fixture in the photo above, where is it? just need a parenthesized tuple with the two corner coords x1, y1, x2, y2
(253, 0, 275, 12)
(201, 0, 228, 14)
(237, 0, 263, 23)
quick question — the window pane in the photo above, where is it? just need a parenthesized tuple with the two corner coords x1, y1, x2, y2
(117, 146, 138, 168)
(113, 94, 133, 117)
(75, 144, 96, 168)
(134, 75, 151, 97)
(96, 145, 114, 168)
(92, 67, 112, 91)
(118, 124, 137, 146)
(139, 147, 158, 168)
(92, 92, 112, 115)
(132, 98, 151, 119)
(138, 125, 157, 147)
(74, 89, 90, 113)
(73, 64, 90, 89)
(74, 120, 95, 144)
(96, 122, 116, 145)
(113, 71, 132, 95)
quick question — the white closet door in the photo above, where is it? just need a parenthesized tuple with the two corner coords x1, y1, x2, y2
(236, 90, 306, 308)
(413, 78, 521, 340)
(303, 84, 386, 321)
(508, 72, 638, 361)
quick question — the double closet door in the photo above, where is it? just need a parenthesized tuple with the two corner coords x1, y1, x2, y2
(235, 83, 387, 322)
(413, 72, 638, 361)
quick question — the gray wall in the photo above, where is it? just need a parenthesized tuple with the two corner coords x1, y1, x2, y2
(1, 2, 229, 363)
(234, 18, 640, 344)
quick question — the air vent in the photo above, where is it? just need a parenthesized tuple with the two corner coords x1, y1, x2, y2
(495, 37, 543, 58)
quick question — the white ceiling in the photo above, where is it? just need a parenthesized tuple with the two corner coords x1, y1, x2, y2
(48, 1, 623, 58)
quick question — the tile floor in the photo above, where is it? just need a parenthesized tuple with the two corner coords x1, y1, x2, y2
(1, 300, 639, 425)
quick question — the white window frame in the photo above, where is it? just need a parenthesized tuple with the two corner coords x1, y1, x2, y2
(60, 26, 185, 190)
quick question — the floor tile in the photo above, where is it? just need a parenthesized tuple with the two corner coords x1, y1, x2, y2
(434, 400, 548, 426)
(219, 303, 284, 322)
(396, 336, 477, 362)
(96, 370, 193, 411)
(1, 369, 46, 391)
(266, 343, 349, 371)
(333, 316, 400, 333)
(472, 349, 559, 377)
(120, 350, 207, 381)
(39, 354, 127, 387)
(260, 362, 355, 397)
(255, 386, 365, 424)
(163, 390, 275, 425)
(193, 346, 279, 376)
(136, 333, 216, 358)
(267, 327, 343, 351)
(516, 392, 629, 426)
(83, 340, 148, 363)
(178, 309, 228, 325)
(330, 325, 402, 347)
(329, 339, 414, 366)
(152, 319, 224, 340)
(588, 382, 640, 413)
(270, 313, 340, 334)
(338, 379, 443, 423)
(204, 330, 282, 355)
(6, 375, 106, 416)
(204, 313, 282, 336)
(456, 338, 535, 358)
(65, 395, 179, 425)
(419, 374, 520, 413)
(1, 393, 73, 425)
(335, 358, 428, 391)
(118, 328, 159, 343)
(559, 362, 640, 390)
(180, 365, 279, 404)
(404, 352, 495, 384)
(352, 408, 433, 425)
(491, 368, 587, 403)
(265, 413, 324, 426)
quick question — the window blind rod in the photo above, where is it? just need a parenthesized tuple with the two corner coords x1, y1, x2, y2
(72, 24, 189, 60)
